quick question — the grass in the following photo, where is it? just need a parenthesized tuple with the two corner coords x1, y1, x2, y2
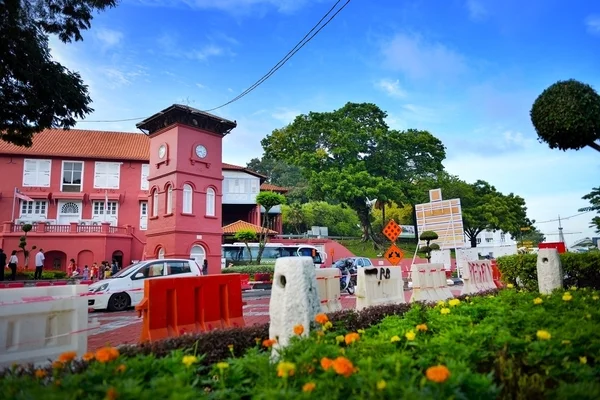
(338, 238, 419, 259)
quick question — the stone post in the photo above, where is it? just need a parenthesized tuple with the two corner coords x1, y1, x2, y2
(536, 248, 563, 294)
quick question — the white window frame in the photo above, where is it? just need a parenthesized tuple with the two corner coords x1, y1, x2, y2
(22, 159, 52, 187)
(93, 161, 121, 189)
(140, 201, 148, 230)
(166, 185, 173, 214)
(91, 201, 118, 217)
(183, 184, 193, 214)
(20, 200, 48, 219)
(141, 164, 150, 190)
(60, 160, 84, 192)
(152, 189, 159, 217)
(206, 188, 215, 217)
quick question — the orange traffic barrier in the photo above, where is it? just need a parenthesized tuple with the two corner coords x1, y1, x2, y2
(239, 274, 252, 290)
(136, 274, 245, 342)
(491, 260, 504, 288)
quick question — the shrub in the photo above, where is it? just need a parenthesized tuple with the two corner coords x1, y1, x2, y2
(221, 265, 275, 277)
(14, 269, 68, 280)
(2, 288, 599, 399)
(497, 252, 600, 290)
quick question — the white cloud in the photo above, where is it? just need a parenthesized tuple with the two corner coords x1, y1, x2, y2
(271, 108, 301, 124)
(158, 33, 231, 61)
(188, 44, 224, 60)
(465, 0, 487, 21)
(381, 33, 468, 81)
(196, 83, 206, 89)
(375, 78, 406, 98)
(95, 28, 124, 49)
(585, 15, 600, 35)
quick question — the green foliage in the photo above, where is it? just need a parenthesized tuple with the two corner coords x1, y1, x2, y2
(520, 226, 547, 246)
(262, 102, 446, 241)
(0, 0, 117, 147)
(579, 187, 600, 234)
(419, 231, 438, 261)
(255, 191, 286, 264)
(530, 79, 600, 152)
(496, 252, 600, 290)
(15, 270, 68, 280)
(419, 231, 439, 242)
(21, 224, 32, 233)
(281, 201, 361, 236)
(233, 229, 257, 264)
(5, 289, 600, 399)
(247, 156, 310, 203)
(429, 243, 440, 251)
(338, 238, 418, 258)
(221, 265, 275, 277)
(372, 202, 412, 230)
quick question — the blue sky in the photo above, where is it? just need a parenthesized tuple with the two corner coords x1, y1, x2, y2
(49, 0, 600, 245)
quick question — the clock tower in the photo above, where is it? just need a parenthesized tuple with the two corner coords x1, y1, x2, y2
(137, 104, 237, 274)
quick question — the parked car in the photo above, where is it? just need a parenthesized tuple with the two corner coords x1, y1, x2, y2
(331, 257, 373, 269)
(87, 258, 202, 312)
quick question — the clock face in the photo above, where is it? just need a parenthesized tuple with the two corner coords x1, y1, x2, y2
(195, 145, 207, 159)
(158, 144, 167, 159)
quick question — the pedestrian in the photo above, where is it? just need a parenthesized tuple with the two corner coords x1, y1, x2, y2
(111, 259, 119, 276)
(82, 265, 90, 280)
(91, 262, 99, 281)
(8, 250, 18, 281)
(202, 259, 208, 275)
(0, 249, 6, 281)
(34, 248, 45, 280)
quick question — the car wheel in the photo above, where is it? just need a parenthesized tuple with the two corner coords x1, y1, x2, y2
(108, 292, 130, 312)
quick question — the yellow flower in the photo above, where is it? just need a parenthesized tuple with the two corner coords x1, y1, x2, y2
(323, 321, 333, 331)
(336, 335, 345, 344)
(216, 362, 229, 371)
(579, 356, 587, 364)
(34, 369, 47, 379)
(303, 382, 316, 392)
(228, 344, 234, 352)
(182, 355, 198, 367)
(536, 330, 551, 340)
(562, 292, 573, 302)
(416, 324, 428, 332)
(405, 330, 416, 341)
(276, 361, 296, 378)
(448, 298, 460, 307)
(426, 365, 451, 383)
(465, 296, 470, 301)
(586, 313, 592, 319)
(533, 297, 543, 305)
(592, 295, 599, 300)
(437, 300, 446, 307)
(357, 329, 366, 334)
(377, 379, 387, 390)
(294, 324, 305, 336)
(569, 286, 578, 291)
(506, 283, 514, 289)
(440, 307, 451, 315)
(390, 335, 401, 343)
(562, 340, 571, 345)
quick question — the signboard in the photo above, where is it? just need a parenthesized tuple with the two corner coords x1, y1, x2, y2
(399, 225, 416, 239)
(415, 188, 465, 249)
(384, 244, 404, 266)
(383, 220, 401, 242)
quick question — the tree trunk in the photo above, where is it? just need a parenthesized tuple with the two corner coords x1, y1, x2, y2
(356, 206, 372, 242)
(244, 242, 253, 264)
(411, 203, 419, 244)
(256, 209, 270, 264)
(469, 235, 477, 248)
(382, 203, 386, 226)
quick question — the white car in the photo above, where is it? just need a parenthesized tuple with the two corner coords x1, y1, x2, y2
(87, 258, 202, 312)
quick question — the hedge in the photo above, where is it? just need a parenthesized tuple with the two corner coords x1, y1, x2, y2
(10, 269, 68, 280)
(2, 288, 599, 399)
(497, 252, 600, 291)
(221, 265, 275, 277)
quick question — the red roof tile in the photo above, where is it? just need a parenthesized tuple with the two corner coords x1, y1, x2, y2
(260, 183, 289, 192)
(222, 220, 278, 235)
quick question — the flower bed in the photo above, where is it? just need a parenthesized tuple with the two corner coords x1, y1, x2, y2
(2, 288, 599, 399)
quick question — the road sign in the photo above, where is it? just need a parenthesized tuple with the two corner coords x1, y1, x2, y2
(384, 244, 404, 266)
(383, 220, 401, 242)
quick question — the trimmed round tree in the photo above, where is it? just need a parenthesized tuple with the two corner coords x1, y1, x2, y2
(530, 79, 600, 152)
(419, 230, 439, 262)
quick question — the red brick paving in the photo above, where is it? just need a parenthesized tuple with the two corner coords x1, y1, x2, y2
(87, 289, 462, 351)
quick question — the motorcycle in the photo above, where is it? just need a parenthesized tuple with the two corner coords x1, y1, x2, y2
(334, 258, 355, 295)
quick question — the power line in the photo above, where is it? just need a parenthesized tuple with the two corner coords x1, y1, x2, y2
(77, 0, 351, 123)
(534, 210, 593, 224)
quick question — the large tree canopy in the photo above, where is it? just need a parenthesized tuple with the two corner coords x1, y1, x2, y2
(579, 187, 600, 234)
(246, 156, 309, 203)
(261, 102, 446, 242)
(530, 79, 600, 153)
(0, 0, 116, 147)
(418, 173, 532, 248)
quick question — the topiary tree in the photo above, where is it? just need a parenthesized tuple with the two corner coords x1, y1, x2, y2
(530, 79, 600, 152)
(255, 191, 287, 264)
(18, 224, 37, 268)
(419, 230, 439, 262)
(233, 229, 258, 264)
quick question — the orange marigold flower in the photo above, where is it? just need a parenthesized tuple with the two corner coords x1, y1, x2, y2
(262, 338, 276, 348)
(416, 324, 428, 332)
(426, 365, 451, 383)
(320, 357, 334, 370)
(34, 369, 47, 379)
(303, 382, 316, 392)
(115, 364, 126, 373)
(332, 356, 357, 378)
(106, 387, 118, 400)
(95, 347, 120, 363)
(294, 324, 305, 336)
(58, 351, 77, 363)
(315, 313, 329, 325)
(52, 361, 63, 369)
(344, 332, 360, 345)
(82, 352, 95, 362)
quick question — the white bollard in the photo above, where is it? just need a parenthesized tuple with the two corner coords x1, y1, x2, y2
(315, 268, 342, 312)
(537, 249, 564, 294)
(411, 264, 434, 302)
(430, 264, 453, 300)
(355, 267, 404, 311)
(268, 257, 321, 359)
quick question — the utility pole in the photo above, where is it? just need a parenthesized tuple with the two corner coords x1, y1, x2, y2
(558, 215, 566, 244)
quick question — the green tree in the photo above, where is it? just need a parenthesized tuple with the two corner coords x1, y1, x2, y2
(372, 202, 412, 233)
(262, 102, 446, 243)
(256, 191, 286, 264)
(530, 79, 600, 153)
(520, 226, 547, 246)
(282, 203, 306, 234)
(419, 231, 439, 262)
(579, 187, 600, 233)
(281, 202, 361, 237)
(233, 229, 257, 264)
(0, 0, 117, 147)
(247, 156, 309, 203)
(418, 173, 532, 248)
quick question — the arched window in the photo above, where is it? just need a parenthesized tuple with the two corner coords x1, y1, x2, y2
(166, 185, 173, 214)
(152, 189, 158, 217)
(206, 188, 215, 216)
(157, 247, 165, 259)
(183, 184, 193, 214)
(190, 244, 205, 267)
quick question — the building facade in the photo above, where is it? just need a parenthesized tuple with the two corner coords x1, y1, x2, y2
(0, 105, 284, 273)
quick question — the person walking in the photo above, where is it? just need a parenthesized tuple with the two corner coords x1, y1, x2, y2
(34, 248, 45, 280)
(0, 249, 6, 281)
(8, 250, 18, 281)
(202, 259, 208, 276)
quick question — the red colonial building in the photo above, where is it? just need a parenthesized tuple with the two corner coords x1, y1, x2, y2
(0, 104, 285, 274)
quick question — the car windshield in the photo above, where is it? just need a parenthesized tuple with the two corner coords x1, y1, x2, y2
(333, 259, 350, 268)
(111, 261, 144, 278)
